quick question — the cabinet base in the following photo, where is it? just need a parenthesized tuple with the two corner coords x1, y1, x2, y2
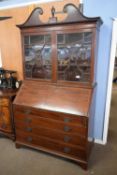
(15, 141, 88, 170)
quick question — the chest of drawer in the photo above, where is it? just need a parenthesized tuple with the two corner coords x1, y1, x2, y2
(14, 105, 88, 127)
(0, 90, 17, 140)
(15, 121, 86, 147)
(16, 130, 86, 161)
(14, 113, 87, 136)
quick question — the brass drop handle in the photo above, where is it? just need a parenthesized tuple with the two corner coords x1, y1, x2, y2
(64, 126, 72, 132)
(26, 127, 32, 132)
(25, 118, 32, 123)
(63, 147, 71, 153)
(64, 118, 72, 123)
(64, 136, 71, 142)
(24, 109, 31, 115)
(27, 137, 33, 142)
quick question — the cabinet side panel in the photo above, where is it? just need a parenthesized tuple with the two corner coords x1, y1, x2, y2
(88, 87, 96, 141)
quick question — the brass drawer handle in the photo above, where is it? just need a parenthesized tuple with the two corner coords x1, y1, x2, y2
(27, 136, 33, 142)
(24, 109, 31, 115)
(64, 118, 72, 123)
(64, 136, 71, 142)
(25, 118, 32, 123)
(63, 147, 71, 153)
(26, 127, 32, 132)
(64, 126, 72, 132)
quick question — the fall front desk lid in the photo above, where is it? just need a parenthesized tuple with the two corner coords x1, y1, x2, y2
(13, 81, 92, 116)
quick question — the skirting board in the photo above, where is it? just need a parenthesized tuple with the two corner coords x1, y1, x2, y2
(88, 137, 105, 145)
(94, 139, 105, 145)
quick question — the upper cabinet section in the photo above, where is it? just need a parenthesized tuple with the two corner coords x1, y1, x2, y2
(17, 3, 102, 87)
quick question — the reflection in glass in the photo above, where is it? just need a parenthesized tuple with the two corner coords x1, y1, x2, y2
(24, 34, 52, 79)
(57, 32, 92, 82)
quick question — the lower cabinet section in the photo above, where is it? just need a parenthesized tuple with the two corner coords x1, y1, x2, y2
(13, 105, 91, 170)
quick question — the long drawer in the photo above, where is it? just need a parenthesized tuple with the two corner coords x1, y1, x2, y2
(16, 130, 86, 161)
(14, 113, 87, 136)
(15, 120, 86, 147)
(14, 105, 88, 127)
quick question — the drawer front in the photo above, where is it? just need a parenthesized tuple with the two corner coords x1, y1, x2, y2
(16, 130, 86, 161)
(14, 105, 87, 127)
(15, 120, 86, 147)
(0, 98, 9, 106)
(14, 113, 87, 136)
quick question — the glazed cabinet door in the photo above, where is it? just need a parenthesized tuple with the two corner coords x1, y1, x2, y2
(57, 30, 93, 83)
(23, 33, 52, 80)
(22, 27, 94, 86)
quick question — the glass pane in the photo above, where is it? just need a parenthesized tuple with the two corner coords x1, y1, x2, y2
(57, 32, 92, 82)
(24, 36, 30, 45)
(30, 35, 44, 45)
(24, 34, 52, 79)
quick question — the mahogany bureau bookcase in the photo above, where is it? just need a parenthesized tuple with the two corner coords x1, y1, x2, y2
(13, 4, 102, 169)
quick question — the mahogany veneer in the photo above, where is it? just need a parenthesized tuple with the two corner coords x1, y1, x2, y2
(0, 89, 17, 140)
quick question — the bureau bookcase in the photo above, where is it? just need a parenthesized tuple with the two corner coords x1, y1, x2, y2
(13, 4, 102, 169)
